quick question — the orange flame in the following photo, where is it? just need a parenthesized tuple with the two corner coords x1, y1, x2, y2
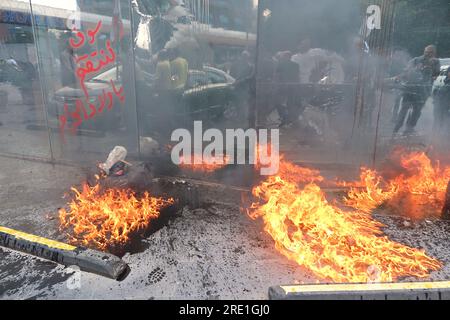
(345, 151, 450, 219)
(59, 184, 174, 251)
(248, 158, 441, 283)
(344, 168, 399, 213)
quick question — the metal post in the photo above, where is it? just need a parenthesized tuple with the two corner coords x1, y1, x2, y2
(253, 0, 263, 129)
(28, 0, 55, 163)
(129, 0, 142, 159)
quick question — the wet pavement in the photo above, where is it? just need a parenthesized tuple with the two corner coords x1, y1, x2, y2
(0, 131, 449, 299)
(0, 157, 316, 299)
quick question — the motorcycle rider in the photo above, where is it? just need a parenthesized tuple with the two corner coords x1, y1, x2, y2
(393, 45, 440, 135)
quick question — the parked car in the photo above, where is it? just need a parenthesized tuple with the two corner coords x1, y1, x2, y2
(182, 66, 236, 120)
(0, 58, 37, 105)
(49, 65, 236, 131)
(48, 66, 123, 131)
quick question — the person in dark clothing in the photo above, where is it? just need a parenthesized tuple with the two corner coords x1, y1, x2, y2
(257, 51, 276, 82)
(389, 49, 410, 123)
(255, 51, 276, 124)
(230, 50, 255, 124)
(394, 45, 440, 135)
(230, 50, 254, 81)
(58, 35, 77, 88)
(276, 51, 300, 83)
(274, 51, 301, 127)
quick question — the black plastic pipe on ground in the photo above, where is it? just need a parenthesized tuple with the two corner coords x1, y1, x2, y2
(0, 226, 130, 281)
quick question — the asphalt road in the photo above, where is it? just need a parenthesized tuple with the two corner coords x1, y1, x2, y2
(1, 156, 449, 299)
(0, 157, 316, 299)
(0, 88, 449, 299)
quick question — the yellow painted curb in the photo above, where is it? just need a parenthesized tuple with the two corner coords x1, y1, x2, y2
(270, 281, 450, 300)
(280, 281, 450, 294)
(0, 225, 129, 280)
(0, 226, 76, 251)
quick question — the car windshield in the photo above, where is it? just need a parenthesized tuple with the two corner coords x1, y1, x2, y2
(205, 67, 235, 83)
(187, 71, 208, 88)
(206, 71, 225, 84)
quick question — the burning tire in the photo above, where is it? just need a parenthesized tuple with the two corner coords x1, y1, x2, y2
(443, 180, 450, 220)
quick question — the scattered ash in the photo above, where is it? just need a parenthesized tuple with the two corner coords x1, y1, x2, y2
(0, 247, 72, 299)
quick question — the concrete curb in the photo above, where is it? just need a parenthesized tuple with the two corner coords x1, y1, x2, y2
(0, 226, 130, 281)
(269, 282, 450, 300)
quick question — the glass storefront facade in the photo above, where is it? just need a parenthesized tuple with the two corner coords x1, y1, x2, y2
(255, 0, 450, 165)
(0, 0, 256, 164)
(1, 0, 450, 168)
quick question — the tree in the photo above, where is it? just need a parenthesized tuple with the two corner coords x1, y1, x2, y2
(393, 0, 450, 57)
